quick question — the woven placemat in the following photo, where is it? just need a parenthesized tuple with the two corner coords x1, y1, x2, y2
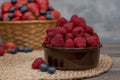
(0, 51, 112, 80)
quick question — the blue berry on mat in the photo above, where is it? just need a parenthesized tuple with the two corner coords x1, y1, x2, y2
(24, 48, 29, 53)
(28, 47, 33, 52)
(48, 67, 56, 74)
(40, 64, 49, 72)
(18, 46, 25, 52)
(11, 49, 17, 54)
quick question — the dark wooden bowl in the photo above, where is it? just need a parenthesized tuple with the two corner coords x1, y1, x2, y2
(43, 44, 102, 70)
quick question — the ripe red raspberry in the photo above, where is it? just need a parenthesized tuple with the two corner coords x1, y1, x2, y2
(43, 36, 51, 45)
(64, 39, 74, 48)
(0, 47, 5, 56)
(94, 33, 100, 40)
(86, 36, 100, 47)
(72, 27, 85, 37)
(32, 57, 45, 69)
(70, 15, 78, 22)
(84, 33, 92, 39)
(74, 37, 86, 48)
(48, 32, 55, 38)
(56, 17, 68, 26)
(50, 34, 64, 47)
(46, 27, 54, 34)
(86, 26, 94, 35)
(63, 23, 73, 32)
(71, 17, 87, 28)
(65, 33, 74, 40)
(54, 27, 67, 36)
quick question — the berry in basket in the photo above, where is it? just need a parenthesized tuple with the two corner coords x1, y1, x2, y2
(43, 15, 101, 48)
(0, 0, 61, 21)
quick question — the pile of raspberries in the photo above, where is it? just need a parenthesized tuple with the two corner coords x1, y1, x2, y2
(43, 15, 101, 48)
(0, 0, 60, 21)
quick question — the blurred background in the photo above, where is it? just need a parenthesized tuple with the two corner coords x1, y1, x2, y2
(0, 0, 120, 44)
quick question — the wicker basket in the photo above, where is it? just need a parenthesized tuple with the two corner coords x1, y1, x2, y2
(0, 20, 56, 49)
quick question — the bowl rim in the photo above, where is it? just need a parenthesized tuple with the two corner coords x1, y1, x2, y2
(0, 20, 56, 24)
(42, 44, 102, 50)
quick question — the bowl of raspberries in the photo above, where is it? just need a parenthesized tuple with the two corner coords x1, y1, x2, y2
(0, 0, 60, 49)
(43, 15, 102, 70)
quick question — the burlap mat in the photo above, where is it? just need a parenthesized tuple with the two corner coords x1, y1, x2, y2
(0, 51, 112, 80)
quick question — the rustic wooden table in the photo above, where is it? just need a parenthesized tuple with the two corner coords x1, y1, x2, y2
(84, 44, 120, 80)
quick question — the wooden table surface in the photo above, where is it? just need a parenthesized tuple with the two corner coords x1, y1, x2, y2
(84, 44, 120, 80)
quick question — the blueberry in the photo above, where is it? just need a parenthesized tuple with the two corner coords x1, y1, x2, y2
(11, 49, 17, 54)
(6, 17, 11, 21)
(0, 15, 2, 21)
(9, 7, 16, 13)
(18, 46, 25, 52)
(48, 67, 56, 74)
(20, 6, 28, 13)
(46, 11, 51, 15)
(46, 14, 52, 20)
(28, 47, 33, 52)
(48, 7, 54, 11)
(40, 64, 49, 72)
(28, 0, 35, 3)
(11, 0, 17, 4)
(24, 48, 29, 53)
(8, 13, 14, 18)
(18, 5, 23, 10)
(40, 10, 46, 15)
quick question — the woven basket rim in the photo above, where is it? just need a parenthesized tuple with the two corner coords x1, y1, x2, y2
(0, 20, 56, 24)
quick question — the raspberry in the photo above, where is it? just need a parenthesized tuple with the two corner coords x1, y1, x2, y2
(56, 17, 68, 26)
(64, 39, 74, 48)
(71, 17, 87, 28)
(74, 37, 86, 48)
(48, 32, 55, 38)
(72, 27, 85, 37)
(94, 33, 100, 40)
(54, 27, 67, 36)
(46, 27, 54, 34)
(32, 57, 45, 69)
(0, 47, 5, 56)
(65, 33, 74, 40)
(86, 36, 100, 47)
(86, 26, 94, 35)
(70, 15, 78, 22)
(63, 23, 73, 32)
(43, 36, 51, 45)
(84, 33, 92, 39)
(50, 34, 64, 47)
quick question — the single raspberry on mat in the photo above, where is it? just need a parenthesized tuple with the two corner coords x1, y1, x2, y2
(65, 33, 74, 40)
(74, 37, 86, 48)
(72, 27, 85, 37)
(86, 36, 100, 47)
(64, 39, 74, 48)
(63, 23, 73, 32)
(85, 26, 94, 35)
(32, 57, 45, 69)
(56, 17, 68, 26)
(50, 34, 64, 47)
(54, 27, 67, 36)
